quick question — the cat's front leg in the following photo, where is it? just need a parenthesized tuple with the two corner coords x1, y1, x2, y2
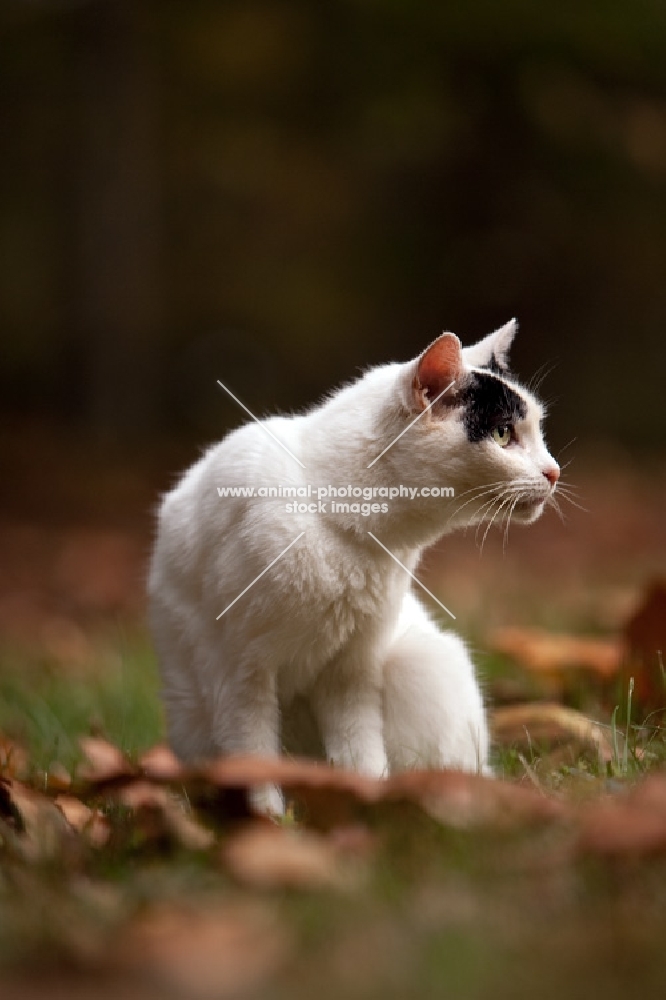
(310, 667, 388, 778)
(211, 664, 284, 816)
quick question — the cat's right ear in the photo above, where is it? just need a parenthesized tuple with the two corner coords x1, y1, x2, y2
(410, 333, 463, 412)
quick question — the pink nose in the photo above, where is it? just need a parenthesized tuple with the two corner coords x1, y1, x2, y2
(543, 464, 560, 486)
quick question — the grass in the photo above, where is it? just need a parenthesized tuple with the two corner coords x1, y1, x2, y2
(0, 631, 162, 773)
(1, 631, 666, 999)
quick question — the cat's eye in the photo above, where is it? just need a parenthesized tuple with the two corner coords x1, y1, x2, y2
(492, 424, 512, 447)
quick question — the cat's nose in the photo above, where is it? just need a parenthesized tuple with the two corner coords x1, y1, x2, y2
(543, 464, 560, 486)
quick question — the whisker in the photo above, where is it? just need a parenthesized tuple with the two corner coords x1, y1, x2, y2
(547, 493, 567, 524)
(529, 360, 558, 396)
(557, 436, 577, 459)
(479, 491, 516, 553)
(501, 492, 522, 552)
(472, 491, 508, 544)
(446, 483, 510, 527)
(554, 491, 588, 513)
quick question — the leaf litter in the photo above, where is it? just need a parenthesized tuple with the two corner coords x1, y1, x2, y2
(1, 580, 666, 996)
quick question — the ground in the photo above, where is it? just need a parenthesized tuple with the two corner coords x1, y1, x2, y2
(1, 427, 665, 999)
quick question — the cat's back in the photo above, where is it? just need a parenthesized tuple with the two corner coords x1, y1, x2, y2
(151, 414, 306, 574)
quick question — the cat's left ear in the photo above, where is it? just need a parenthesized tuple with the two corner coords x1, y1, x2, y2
(410, 332, 463, 412)
(462, 318, 517, 372)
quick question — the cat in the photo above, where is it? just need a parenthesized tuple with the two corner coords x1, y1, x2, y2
(148, 319, 560, 813)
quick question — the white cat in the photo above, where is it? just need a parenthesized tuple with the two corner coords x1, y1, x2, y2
(148, 320, 559, 813)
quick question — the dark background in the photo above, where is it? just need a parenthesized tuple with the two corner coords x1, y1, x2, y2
(2, 0, 666, 460)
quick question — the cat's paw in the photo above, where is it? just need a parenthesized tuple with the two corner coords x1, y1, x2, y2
(249, 782, 285, 818)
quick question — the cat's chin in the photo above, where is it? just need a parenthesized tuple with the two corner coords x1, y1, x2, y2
(511, 497, 547, 524)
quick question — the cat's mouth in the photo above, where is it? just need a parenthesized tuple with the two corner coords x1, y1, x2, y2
(511, 494, 548, 523)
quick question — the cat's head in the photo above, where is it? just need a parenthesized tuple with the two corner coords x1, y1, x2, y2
(402, 320, 559, 528)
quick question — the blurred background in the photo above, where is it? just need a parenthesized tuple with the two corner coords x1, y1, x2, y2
(1, 0, 665, 666)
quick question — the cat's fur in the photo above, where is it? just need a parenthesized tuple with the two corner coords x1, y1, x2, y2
(148, 320, 559, 812)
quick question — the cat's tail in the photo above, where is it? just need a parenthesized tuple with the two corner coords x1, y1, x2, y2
(382, 618, 490, 775)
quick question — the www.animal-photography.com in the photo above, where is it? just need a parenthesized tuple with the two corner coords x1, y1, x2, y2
(1, 3, 666, 999)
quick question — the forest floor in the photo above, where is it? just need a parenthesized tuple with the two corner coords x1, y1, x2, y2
(1, 425, 666, 999)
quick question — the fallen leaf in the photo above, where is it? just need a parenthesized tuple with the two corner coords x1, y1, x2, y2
(0, 735, 29, 780)
(491, 703, 614, 763)
(0, 779, 77, 862)
(490, 626, 623, 679)
(78, 737, 135, 785)
(47, 761, 72, 791)
(202, 754, 382, 829)
(622, 578, 666, 713)
(578, 774, 666, 856)
(55, 794, 110, 847)
(115, 902, 291, 1000)
(385, 769, 567, 828)
(223, 822, 348, 889)
(199, 754, 567, 831)
(117, 780, 214, 851)
(139, 743, 187, 782)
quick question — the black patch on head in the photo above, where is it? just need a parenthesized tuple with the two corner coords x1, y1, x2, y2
(457, 371, 527, 443)
(485, 353, 507, 375)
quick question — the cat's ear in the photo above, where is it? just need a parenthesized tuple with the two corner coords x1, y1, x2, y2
(462, 318, 517, 372)
(411, 332, 463, 412)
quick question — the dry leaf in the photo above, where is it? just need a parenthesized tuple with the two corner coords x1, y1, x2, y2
(0, 735, 29, 780)
(0, 779, 77, 862)
(78, 737, 135, 785)
(117, 780, 215, 851)
(490, 626, 623, 679)
(223, 822, 348, 889)
(55, 794, 110, 847)
(492, 703, 614, 763)
(578, 775, 666, 856)
(386, 769, 567, 828)
(47, 762, 72, 792)
(115, 902, 291, 1000)
(199, 754, 567, 832)
(139, 743, 187, 782)
(202, 754, 383, 828)
(622, 579, 666, 713)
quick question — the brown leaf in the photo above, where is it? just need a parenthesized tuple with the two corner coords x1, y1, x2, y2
(46, 762, 72, 792)
(198, 754, 567, 832)
(202, 754, 383, 828)
(115, 902, 291, 1000)
(490, 626, 623, 679)
(622, 578, 666, 713)
(117, 780, 215, 851)
(491, 703, 614, 763)
(203, 754, 381, 799)
(0, 779, 77, 862)
(139, 743, 187, 782)
(223, 822, 348, 889)
(55, 794, 110, 847)
(578, 775, 666, 856)
(78, 737, 135, 785)
(0, 735, 29, 781)
(385, 769, 567, 828)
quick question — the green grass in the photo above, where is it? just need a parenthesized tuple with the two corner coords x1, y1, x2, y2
(1, 631, 666, 999)
(0, 630, 162, 773)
